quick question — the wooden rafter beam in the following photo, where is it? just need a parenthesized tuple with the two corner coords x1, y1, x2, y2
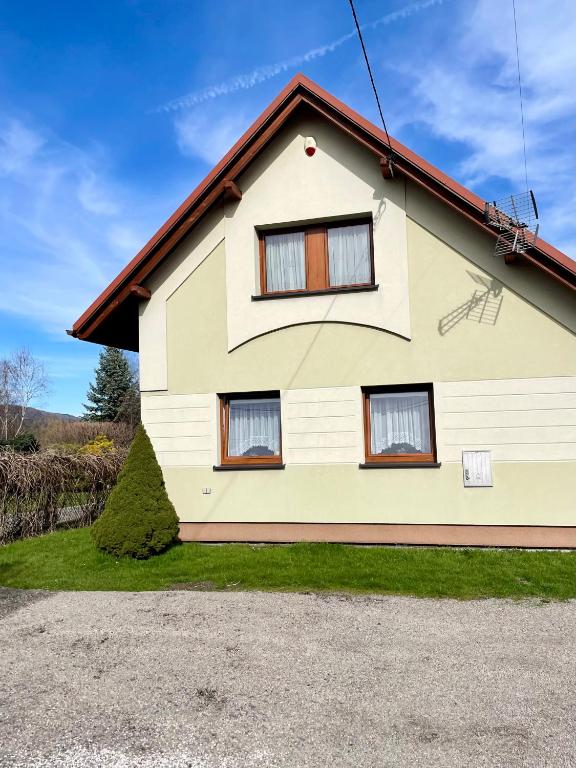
(379, 156, 395, 179)
(222, 179, 242, 202)
(129, 284, 151, 300)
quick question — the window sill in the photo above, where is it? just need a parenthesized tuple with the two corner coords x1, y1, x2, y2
(359, 462, 442, 469)
(213, 463, 286, 472)
(252, 284, 378, 301)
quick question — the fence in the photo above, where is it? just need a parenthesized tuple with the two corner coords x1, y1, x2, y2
(0, 451, 125, 545)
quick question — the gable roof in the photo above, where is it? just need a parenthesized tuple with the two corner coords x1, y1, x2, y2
(70, 73, 576, 351)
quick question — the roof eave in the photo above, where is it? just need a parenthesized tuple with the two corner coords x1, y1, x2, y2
(71, 73, 575, 349)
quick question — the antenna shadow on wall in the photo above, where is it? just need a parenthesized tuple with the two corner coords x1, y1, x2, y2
(438, 272, 504, 336)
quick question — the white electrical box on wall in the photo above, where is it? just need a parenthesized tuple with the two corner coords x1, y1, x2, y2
(462, 451, 493, 487)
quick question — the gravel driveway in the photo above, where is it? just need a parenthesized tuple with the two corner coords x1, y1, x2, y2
(0, 588, 575, 767)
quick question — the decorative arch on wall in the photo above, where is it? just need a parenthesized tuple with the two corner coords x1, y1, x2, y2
(228, 320, 411, 354)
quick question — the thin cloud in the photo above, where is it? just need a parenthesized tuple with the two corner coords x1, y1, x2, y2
(174, 107, 251, 165)
(390, 0, 576, 256)
(0, 116, 164, 334)
(154, 0, 445, 114)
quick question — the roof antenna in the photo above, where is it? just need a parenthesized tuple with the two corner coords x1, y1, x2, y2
(484, 0, 537, 263)
(347, 0, 395, 177)
(484, 191, 539, 264)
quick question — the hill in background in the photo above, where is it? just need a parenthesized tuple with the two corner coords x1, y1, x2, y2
(23, 407, 79, 425)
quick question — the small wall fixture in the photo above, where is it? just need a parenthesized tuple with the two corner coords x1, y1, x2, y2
(462, 451, 493, 487)
(379, 155, 395, 179)
(304, 136, 317, 156)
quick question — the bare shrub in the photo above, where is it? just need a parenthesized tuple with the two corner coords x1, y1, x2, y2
(0, 348, 49, 440)
(0, 451, 126, 544)
(35, 419, 135, 452)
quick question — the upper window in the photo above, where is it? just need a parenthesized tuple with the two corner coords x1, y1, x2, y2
(219, 392, 282, 465)
(363, 385, 436, 464)
(258, 219, 374, 295)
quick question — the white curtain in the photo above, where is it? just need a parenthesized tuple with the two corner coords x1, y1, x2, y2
(228, 398, 281, 457)
(370, 392, 431, 455)
(265, 232, 306, 292)
(328, 223, 371, 286)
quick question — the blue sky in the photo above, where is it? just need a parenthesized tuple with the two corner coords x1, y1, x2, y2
(0, 0, 574, 415)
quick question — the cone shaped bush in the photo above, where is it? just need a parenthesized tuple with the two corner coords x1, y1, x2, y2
(91, 425, 179, 558)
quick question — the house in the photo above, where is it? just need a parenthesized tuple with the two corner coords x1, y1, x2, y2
(71, 75, 576, 548)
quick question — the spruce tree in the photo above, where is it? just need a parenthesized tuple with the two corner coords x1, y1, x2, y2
(84, 347, 134, 421)
(91, 425, 180, 558)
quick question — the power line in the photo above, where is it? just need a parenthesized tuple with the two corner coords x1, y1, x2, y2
(512, 0, 529, 193)
(347, 0, 393, 152)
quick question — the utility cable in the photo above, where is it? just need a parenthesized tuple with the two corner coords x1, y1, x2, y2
(512, 0, 529, 193)
(347, 0, 393, 153)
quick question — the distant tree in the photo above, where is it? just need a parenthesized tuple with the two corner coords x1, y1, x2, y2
(116, 383, 141, 427)
(0, 360, 14, 441)
(84, 347, 134, 422)
(116, 354, 141, 427)
(0, 348, 49, 440)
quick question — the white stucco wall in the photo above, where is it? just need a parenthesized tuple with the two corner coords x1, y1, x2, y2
(223, 115, 411, 350)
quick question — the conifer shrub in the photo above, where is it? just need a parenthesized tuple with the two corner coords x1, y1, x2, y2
(91, 425, 179, 558)
(0, 433, 40, 453)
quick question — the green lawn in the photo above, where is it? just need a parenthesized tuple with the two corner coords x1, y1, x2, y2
(1, 527, 575, 598)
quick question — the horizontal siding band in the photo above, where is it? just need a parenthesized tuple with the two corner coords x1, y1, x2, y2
(440, 444, 576, 462)
(285, 402, 358, 419)
(285, 416, 359, 434)
(143, 379, 576, 467)
(442, 427, 576, 445)
(438, 393, 576, 413)
(440, 409, 576, 429)
(151, 436, 212, 452)
(435, 378, 576, 463)
(281, 387, 362, 463)
(283, 398, 357, 405)
(286, 439, 358, 450)
(284, 447, 362, 464)
(437, 377, 576, 397)
(143, 407, 211, 424)
(286, 429, 358, 435)
(142, 394, 212, 410)
(146, 421, 213, 438)
(282, 387, 359, 404)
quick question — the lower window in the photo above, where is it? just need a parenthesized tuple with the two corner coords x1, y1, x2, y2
(219, 392, 282, 465)
(363, 385, 436, 464)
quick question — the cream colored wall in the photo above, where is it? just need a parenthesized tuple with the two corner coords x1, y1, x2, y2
(138, 210, 224, 392)
(406, 182, 576, 335)
(162, 463, 575, 526)
(282, 387, 364, 465)
(166, 234, 576, 395)
(435, 377, 576, 462)
(224, 115, 411, 350)
(157, 207, 576, 526)
(141, 393, 218, 467)
(138, 116, 576, 528)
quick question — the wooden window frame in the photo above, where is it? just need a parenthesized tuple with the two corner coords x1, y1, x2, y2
(219, 391, 283, 466)
(362, 384, 437, 465)
(258, 218, 375, 296)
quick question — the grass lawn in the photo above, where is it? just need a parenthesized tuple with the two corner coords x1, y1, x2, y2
(1, 527, 575, 598)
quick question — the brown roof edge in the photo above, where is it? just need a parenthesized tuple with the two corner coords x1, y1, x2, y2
(71, 73, 575, 345)
(71, 76, 308, 340)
